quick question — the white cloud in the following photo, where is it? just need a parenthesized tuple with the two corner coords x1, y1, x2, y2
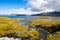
(28, 0, 48, 10)
(10, 0, 60, 15)
(0, 0, 60, 15)
(0, 9, 12, 15)
(10, 8, 33, 15)
(10, 8, 44, 15)
(10, 8, 54, 15)
(0, 8, 40, 15)
(28, 0, 60, 11)
(0, 8, 54, 15)
(49, 0, 60, 11)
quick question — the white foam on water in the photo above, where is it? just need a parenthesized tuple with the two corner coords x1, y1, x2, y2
(0, 37, 21, 40)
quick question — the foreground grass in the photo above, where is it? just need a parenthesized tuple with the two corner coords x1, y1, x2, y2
(0, 17, 39, 40)
(29, 19, 60, 40)
(0, 16, 60, 40)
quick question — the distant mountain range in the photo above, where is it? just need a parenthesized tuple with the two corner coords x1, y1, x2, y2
(9, 11, 60, 16)
(10, 14, 27, 16)
(31, 11, 60, 16)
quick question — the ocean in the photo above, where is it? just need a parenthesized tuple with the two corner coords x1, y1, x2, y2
(7, 15, 31, 18)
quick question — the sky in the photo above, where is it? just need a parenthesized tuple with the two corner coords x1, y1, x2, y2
(0, 0, 60, 15)
(0, 0, 28, 9)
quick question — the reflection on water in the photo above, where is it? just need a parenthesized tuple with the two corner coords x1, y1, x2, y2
(19, 16, 60, 26)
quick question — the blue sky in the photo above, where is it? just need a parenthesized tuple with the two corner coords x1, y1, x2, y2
(0, 0, 28, 9)
(0, 0, 29, 15)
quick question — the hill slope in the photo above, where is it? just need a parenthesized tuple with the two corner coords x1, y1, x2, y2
(31, 11, 60, 16)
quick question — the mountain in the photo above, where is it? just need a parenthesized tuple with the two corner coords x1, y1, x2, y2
(16, 14, 27, 16)
(10, 14, 27, 16)
(31, 11, 60, 16)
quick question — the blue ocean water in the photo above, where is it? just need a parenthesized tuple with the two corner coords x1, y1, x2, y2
(7, 15, 31, 18)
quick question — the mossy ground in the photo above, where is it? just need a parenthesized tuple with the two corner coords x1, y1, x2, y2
(0, 16, 60, 40)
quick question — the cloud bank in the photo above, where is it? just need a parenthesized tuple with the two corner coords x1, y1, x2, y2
(28, 0, 60, 11)
(0, 0, 60, 15)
